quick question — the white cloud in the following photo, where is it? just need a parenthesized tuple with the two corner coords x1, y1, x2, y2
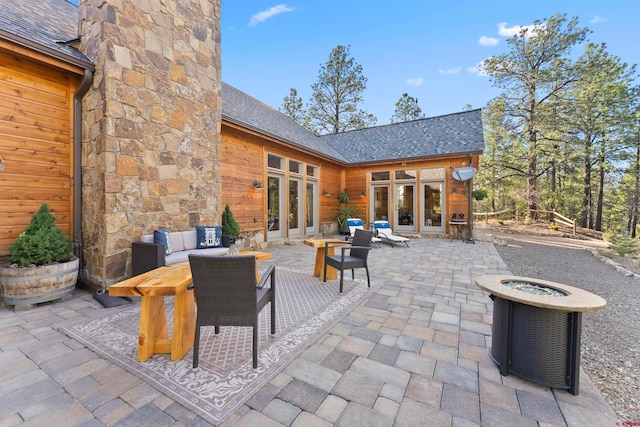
(590, 16, 606, 24)
(497, 22, 543, 38)
(478, 35, 499, 47)
(467, 61, 487, 77)
(406, 78, 424, 87)
(249, 4, 296, 26)
(438, 67, 461, 76)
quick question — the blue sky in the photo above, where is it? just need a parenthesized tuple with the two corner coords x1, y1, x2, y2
(221, 1, 639, 124)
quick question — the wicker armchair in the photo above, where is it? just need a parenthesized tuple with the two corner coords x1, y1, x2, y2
(188, 254, 276, 369)
(323, 229, 373, 293)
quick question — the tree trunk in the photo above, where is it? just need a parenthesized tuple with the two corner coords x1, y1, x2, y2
(581, 154, 592, 229)
(527, 130, 538, 217)
(594, 144, 606, 231)
(628, 143, 640, 238)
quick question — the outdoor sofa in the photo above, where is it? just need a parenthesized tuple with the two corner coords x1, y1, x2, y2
(132, 229, 229, 276)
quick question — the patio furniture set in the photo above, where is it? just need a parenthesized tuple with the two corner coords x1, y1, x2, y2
(110, 229, 377, 368)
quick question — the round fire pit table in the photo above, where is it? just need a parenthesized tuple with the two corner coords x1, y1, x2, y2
(476, 275, 606, 395)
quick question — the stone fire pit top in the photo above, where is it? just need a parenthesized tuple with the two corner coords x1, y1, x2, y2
(476, 275, 607, 312)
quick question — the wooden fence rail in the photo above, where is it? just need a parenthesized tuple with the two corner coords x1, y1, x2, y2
(473, 209, 577, 235)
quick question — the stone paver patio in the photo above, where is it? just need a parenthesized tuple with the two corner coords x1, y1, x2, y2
(0, 237, 617, 426)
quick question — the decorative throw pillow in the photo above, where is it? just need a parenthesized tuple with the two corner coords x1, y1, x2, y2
(153, 229, 172, 255)
(196, 225, 222, 248)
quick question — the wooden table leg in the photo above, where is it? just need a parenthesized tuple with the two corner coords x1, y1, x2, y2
(138, 295, 170, 361)
(315, 247, 338, 280)
(171, 287, 195, 361)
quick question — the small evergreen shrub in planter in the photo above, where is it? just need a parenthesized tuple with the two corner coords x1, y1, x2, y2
(221, 204, 241, 248)
(0, 204, 78, 308)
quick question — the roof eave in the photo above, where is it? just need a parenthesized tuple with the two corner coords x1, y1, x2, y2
(0, 29, 94, 71)
(344, 148, 485, 166)
(222, 115, 350, 164)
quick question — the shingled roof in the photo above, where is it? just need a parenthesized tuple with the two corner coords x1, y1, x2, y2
(223, 82, 484, 164)
(222, 83, 349, 162)
(0, 0, 93, 69)
(321, 110, 484, 164)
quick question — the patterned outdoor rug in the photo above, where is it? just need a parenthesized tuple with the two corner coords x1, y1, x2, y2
(64, 267, 371, 425)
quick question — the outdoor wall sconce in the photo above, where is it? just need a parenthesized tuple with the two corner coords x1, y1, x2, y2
(0, 154, 4, 172)
(359, 191, 366, 198)
(252, 180, 263, 189)
(322, 190, 331, 197)
(451, 187, 457, 194)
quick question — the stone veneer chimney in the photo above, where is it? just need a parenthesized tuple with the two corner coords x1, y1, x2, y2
(78, 0, 221, 286)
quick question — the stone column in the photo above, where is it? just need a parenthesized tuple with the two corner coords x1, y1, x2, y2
(79, 0, 221, 286)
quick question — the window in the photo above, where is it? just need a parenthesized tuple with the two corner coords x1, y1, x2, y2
(306, 164, 318, 178)
(268, 154, 284, 170)
(420, 167, 445, 180)
(289, 160, 301, 174)
(395, 169, 416, 180)
(371, 171, 390, 181)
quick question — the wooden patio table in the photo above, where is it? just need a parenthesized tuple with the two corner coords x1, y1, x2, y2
(303, 238, 346, 280)
(109, 262, 194, 362)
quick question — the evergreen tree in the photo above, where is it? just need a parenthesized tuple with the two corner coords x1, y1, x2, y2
(483, 13, 589, 214)
(280, 88, 312, 130)
(307, 45, 377, 134)
(390, 93, 425, 123)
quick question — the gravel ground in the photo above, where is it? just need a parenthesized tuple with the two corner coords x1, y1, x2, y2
(495, 241, 640, 421)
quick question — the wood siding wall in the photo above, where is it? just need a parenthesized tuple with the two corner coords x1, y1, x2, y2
(221, 123, 343, 237)
(0, 47, 80, 254)
(222, 121, 480, 238)
(344, 156, 479, 233)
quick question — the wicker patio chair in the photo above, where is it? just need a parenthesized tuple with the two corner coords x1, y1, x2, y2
(188, 254, 276, 369)
(323, 229, 373, 293)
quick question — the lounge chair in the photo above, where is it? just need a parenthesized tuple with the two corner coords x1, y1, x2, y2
(373, 220, 410, 247)
(347, 218, 381, 247)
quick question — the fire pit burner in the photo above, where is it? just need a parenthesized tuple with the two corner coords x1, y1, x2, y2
(502, 280, 568, 297)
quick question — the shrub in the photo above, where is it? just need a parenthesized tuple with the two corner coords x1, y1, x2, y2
(549, 225, 559, 231)
(9, 204, 74, 267)
(221, 204, 241, 237)
(497, 220, 504, 225)
(472, 189, 488, 201)
(338, 190, 349, 204)
(608, 230, 639, 257)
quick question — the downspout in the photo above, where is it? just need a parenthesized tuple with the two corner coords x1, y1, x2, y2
(73, 69, 97, 291)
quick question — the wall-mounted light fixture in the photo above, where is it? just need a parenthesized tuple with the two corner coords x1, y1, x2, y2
(0, 154, 4, 172)
(359, 191, 366, 198)
(451, 187, 457, 194)
(252, 180, 263, 189)
(322, 190, 331, 197)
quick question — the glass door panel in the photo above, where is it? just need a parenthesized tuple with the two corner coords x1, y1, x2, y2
(306, 181, 318, 234)
(423, 182, 444, 232)
(288, 177, 302, 237)
(395, 184, 415, 231)
(267, 174, 284, 240)
(372, 186, 389, 223)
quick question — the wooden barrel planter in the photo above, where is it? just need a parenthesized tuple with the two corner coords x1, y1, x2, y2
(0, 256, 79, 308)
